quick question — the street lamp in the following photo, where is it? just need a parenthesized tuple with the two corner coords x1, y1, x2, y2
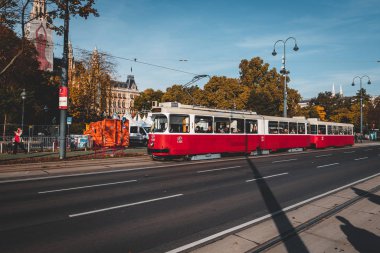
(352, 75, 371, 135)
(20, 89, 26, 131)
(272, 37, 299, 118)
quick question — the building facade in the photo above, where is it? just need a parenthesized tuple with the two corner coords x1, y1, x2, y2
(25, 0, 54, 72)
(110, 75, 140, 116)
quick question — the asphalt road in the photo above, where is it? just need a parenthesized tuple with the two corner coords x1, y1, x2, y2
(0, 146, 379, 253)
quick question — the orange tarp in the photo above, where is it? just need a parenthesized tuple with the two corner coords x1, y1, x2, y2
(84, 119, 129, 147)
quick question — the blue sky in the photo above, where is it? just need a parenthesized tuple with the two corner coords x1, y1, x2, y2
(56, 0, 380, 99)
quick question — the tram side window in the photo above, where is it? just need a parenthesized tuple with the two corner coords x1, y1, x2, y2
(289, 122, 297, 134)
(268, 121, 279, 134)
(338, 126, 343, 135)
(214, 117, 230, 133)
(298, 123, 305, 134)
(169, 114, 190, 133)
(333, 125, 338, 135)
(328, 125, 332, 135)
(231, 118, 244, 133)
(152, 115, 168, 133)
(279, 121, 289, 134)
(195, 116, 213, 133)
(349, 127, 353, 135)
(318, 125, 326, 135)
(310, 125, 317, 134)
(246, 120, 258, 134)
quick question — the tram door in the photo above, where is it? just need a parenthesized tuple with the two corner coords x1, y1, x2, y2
(245, 119, 259, 153)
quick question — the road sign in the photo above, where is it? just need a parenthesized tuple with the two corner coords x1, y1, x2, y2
(67, 117, 72, 125)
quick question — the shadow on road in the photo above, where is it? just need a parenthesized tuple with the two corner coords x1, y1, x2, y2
(245, 157, 309, 253)
(336, 216, 380, 252)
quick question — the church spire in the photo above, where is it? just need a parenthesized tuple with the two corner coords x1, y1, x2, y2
(30, 0, 47, 20)
(332, 83, 336, 97)
(339, 84, 343, 97)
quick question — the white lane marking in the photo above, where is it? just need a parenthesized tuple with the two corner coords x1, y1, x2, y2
(246, 173, 289, 182)
(272, 158, 297, 164)
(344, 151, 356, 154)
(69, 194, 183, 218)
(315, 154, 332, 158)
(197, 166, 241, 173)
(354, 157, 368, 161)
(166, 172, 380, 253)
(38, 180, 137, 194)
(317, 163, 339, 168)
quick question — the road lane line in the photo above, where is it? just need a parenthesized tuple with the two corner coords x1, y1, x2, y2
(166, 172, 380, 253)
(315, 154, 332, 158)
(344, 151, 356, 154)
(272, 158, 297, 164)
(69, 194, 183, 218)
(354, 157, 368, 161)
(246, 173, 289, 182)
(38, 180, 137, 194)
(365, 149, 373, 151)
(197, 166, 241, 173)
(317, 163, 339, 168)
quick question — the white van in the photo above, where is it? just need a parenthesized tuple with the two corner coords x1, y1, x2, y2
(129, 124, 150, 146)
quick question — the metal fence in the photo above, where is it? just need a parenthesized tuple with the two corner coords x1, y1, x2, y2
(0, 135, 93, 154)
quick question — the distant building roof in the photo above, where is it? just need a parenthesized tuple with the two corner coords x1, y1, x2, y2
(112, 75, 138, 90)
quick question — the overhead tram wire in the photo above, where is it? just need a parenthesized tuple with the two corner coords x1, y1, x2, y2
(42, 41, 201, 76)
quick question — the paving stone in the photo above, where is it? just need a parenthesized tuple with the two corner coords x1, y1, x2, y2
(311, 195, 349, 209)
(190, 235, 257, 253)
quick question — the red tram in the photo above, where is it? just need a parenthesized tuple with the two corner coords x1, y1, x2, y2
(147, 102, 354, 159)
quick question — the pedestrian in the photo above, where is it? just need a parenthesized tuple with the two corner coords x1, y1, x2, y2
(13, 128, 27, 154)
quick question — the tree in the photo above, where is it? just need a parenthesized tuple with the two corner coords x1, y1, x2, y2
(240, 57, 301, 116)
(200, 76, 248, 110)
(0, 24, 48, 126)
(68, 49, 114, 122)
(133, 88, 164, 112)
(161, 84, 203, 105)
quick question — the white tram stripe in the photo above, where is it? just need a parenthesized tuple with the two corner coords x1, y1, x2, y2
(197, 166, 241, 173)
(317, 163, 339, 168)
(38, 180, 137, 194)
(246, 172, 289, 182)
(166, 172, 380, 253)
(272, 158, 297, 164)
(354, 157, 368, 161)
(315, 154, 332, 158)
(69, 194, 183, 218)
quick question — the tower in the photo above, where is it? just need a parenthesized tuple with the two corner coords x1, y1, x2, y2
(25, 0, 53, 71)
(332, 83, 336, 97)
(339, 84, 343, 97)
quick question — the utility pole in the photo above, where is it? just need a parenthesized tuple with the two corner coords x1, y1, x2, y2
(59, 0, 69, 159)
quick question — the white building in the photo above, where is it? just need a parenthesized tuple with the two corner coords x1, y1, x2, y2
(110, 75, 140, 116)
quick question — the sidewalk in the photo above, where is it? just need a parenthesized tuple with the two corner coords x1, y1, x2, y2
(190, 175, 380, 253)
(0, 146, 148, 165)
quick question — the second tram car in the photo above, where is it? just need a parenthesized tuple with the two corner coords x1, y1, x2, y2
(147, 102, 354, 159)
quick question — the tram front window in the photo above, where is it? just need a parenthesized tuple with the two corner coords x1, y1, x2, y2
(152, 114, 168, 133)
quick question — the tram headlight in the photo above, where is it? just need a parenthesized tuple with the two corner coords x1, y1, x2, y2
(150, 142, 154, 147)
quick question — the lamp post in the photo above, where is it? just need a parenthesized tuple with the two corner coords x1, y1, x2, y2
(352, 75, 371, 135)
(272, 37, 299, 118)
(20, 89, 26, 131)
